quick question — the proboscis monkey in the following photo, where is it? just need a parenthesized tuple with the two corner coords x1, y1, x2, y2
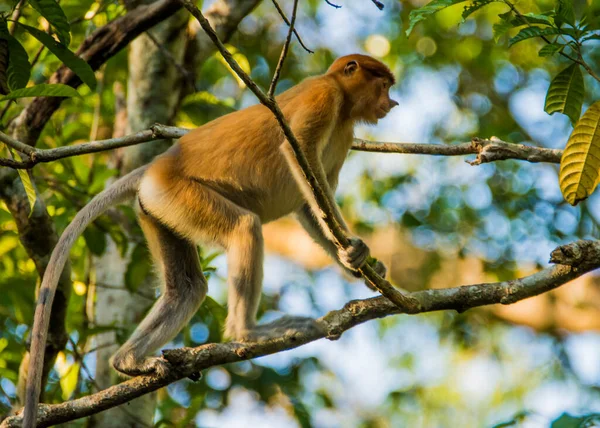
(23, 54, 397, 427)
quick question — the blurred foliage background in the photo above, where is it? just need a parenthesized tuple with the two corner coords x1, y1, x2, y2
(1, 0, 600, 427)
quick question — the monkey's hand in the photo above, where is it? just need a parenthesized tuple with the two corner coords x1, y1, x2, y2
(337, 237, 370, 273)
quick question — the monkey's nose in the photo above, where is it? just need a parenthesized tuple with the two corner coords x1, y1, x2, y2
(390, 99, 399, 108)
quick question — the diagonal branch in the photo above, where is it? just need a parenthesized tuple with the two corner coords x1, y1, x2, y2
(148, 2, 413, 312)
(268, 0, 299, 98)
(3, 239, 599, 428)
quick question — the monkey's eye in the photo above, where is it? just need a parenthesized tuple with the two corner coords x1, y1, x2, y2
(382, 80, 389, 89)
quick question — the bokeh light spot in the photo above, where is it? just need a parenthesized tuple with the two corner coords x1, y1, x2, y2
(365, 34, 391, 58)
(416, 37, 437, 57)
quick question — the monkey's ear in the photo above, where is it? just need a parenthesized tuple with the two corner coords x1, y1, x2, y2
(344, 60, 359, 76)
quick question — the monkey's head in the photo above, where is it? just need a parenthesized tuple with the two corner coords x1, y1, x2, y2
(327, 54, 398, 124)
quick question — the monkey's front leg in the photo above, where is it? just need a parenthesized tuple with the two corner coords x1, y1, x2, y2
(223, 214, 324, 343)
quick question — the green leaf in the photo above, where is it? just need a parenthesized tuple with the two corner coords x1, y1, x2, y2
(551, 412, 600, 428)
(203, 296, 227, 329)
(555, 0, 575, 27)
(509, 26, 561, 46)
(511, 13, 553, 26)
(17, 23, 96, 90)
(0, 83, 80, 100)
(29, 0, 70, 46)
(559, 101, 600, 205)
(82, 225, 106, 256)
(10, 149, 37, 213)
(493, 11, 513, 42)
(582, 33, 600, 42)
(405, 0, 468, 36)
(59, 361, 79, 400)
(5, 36, 31, 90)
(124, 244, 152, 292)
(538, 42, 563, 56)
(462, 0, 497, 20)
(0, 39, 9, 95)
(544, 64, 584, 124)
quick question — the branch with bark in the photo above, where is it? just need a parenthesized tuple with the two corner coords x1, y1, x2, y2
(2, 239, 598, 428)
(0, 125, 564, 169)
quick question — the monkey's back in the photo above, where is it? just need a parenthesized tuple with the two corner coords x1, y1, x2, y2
(160, 76, 345, 222)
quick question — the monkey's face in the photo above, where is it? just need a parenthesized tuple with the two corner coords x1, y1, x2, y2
(359, 76, 398, 124)
(336, 56, 398, 124)
(373, 77, 398, 121)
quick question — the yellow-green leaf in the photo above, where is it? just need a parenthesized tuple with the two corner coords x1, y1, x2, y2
(544, 64, 584, 124)
(60, 361, 80, 400)
(559, 101, 600, 205)
(8, 148, 36, 213)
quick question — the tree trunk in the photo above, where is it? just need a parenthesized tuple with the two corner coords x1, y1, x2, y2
(90, 7, 188, 426)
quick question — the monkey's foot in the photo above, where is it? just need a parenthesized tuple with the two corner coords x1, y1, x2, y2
(236, 316, 323, 342)
(111, 353, 171, 377)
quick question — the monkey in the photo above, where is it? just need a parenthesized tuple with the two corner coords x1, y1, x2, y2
(23, 54, 397, 427)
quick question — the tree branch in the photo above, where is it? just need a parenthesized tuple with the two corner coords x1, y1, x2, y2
(270, 0, 313, 54)
(3, 239, 598, 428)
(268, 0, 298, 98)
(0, 126, 564, 169)
(6, 0, 182, 147)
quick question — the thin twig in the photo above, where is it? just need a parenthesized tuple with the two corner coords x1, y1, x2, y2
(3, 239, 600, 427)
(370, 0, 384, 10)
(270, 0, 313, 54)
(504, 0, 600, 83)
(268, 0, 299, 98)
(325, 0, 341, 9)
(179, 0, 419, 312)
(9, 0, 26, 35)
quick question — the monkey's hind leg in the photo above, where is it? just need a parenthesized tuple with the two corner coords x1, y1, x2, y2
(111, 210, 207, 377)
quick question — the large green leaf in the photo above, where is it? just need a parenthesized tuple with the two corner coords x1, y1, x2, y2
(555, 0, 575, 28)
(17, 23, 96, 90)
(544, 64, 584, 124)
(5, 36, 30, 90)
(29, 0, 70, 46)
(509, 26, 561, 46)
(559, 101, 600, 205)
(0, 39, 8, 95)
(405, 0, 468, 36)
(0, 83, 80, 100)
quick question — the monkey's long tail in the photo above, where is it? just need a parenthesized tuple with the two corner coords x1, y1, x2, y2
(23, 165, 148, 428)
